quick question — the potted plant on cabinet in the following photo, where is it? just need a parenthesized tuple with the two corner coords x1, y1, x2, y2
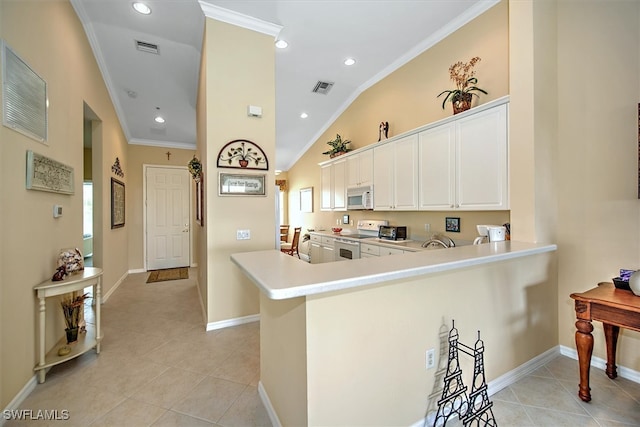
(437, 56, 488, 114)
(60, 292, 89, 343)
(322, 134, 352, 158)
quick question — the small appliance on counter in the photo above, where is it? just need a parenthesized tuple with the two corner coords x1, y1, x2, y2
(473, 224, 506, 244)
(378, 225, 408, 241)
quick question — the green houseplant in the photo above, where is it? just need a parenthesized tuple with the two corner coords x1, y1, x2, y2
(322, 134, 352, 158)
(437, 56, 488, 114)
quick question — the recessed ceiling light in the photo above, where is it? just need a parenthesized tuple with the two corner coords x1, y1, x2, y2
(300, 112, 308, 119)
(133, 2, 151, 15)
(154, 116, 165, 124)
(344, 58, 356, 66)
(275, 39, 288, 49)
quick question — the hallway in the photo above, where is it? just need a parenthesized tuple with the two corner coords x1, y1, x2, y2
(10, 269, 270, 426)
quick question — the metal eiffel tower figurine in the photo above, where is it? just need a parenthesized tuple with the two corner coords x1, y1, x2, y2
(433, 320, 469, 426)
(433, 321, 497, 427)
(461, 331, 496, 427)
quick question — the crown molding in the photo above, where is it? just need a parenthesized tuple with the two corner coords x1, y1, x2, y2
(198, 1, 282, 38)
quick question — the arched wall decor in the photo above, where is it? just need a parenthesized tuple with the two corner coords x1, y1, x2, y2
(217, 139, 269, 170)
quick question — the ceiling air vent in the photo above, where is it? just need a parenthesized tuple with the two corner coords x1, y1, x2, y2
(312, 80, 334, 95)
(135, 40, 159, 55)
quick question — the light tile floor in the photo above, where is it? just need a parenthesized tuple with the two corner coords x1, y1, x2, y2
(9, 269, 640, 426)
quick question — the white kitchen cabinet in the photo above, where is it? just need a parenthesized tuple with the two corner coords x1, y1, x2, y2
(346, 149, 373, 189)
(310, 235, 322, 264)
(419, 102, 508, 210)
(320, 160, 346, 211)
(380, 247, 404, 256)
(361, 243, 380, 257)
(320, 236, 335, 263)
(373, 134, 419, 211)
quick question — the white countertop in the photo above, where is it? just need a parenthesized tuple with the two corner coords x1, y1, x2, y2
(231, 241, 557, 300)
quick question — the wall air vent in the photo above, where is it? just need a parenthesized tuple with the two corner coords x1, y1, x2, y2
(312, 80, 334, 95)
(135, 40, 159, 54)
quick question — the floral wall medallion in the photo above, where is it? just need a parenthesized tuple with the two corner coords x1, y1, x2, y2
(217, 139, 269, 170)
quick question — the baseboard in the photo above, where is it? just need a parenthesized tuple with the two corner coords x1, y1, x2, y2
(410, 346, 561, 427)
(128, 268, 146, 274)
(258, 381, 282, 427)
(560, 345, 640, 384)
(205, 314, 260, 331)
(1, 374, 38, 427)
(102, 270, 129, 303)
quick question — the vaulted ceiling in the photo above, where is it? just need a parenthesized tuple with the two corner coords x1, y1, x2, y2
(71, 0, 497, 170)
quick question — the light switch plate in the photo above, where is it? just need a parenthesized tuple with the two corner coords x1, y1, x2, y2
(236, 229, 250, 240)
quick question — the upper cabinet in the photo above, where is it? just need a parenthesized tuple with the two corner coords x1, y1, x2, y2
(419, 102, 508, 210)
(319, 96, 509, 212)
(373, 134, 419, 211)
(321, 159, 347, 211)
(346, 149, 373, 189)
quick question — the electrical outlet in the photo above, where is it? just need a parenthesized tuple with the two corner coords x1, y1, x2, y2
(236, 229, 251, 240)
(424, 223, 430, 232)
(426, 348, 435, 369)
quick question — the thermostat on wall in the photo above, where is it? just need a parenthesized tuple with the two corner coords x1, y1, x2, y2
(247, 105, 262, 117)
(53, 205, 63, 218)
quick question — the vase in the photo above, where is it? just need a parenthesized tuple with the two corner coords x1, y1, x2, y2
(239, 160, 249, 167)
(452, 93, 472, 114)
(65, 327, 79, 344)
(330, 151, 346, 158)
(629, 271, 640, 296)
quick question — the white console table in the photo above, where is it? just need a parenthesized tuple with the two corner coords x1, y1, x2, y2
(33, 267, 103, 383)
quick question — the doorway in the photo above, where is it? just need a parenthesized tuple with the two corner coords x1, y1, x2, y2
(82, 104, 101, 268)
(144, 165, 191, 270)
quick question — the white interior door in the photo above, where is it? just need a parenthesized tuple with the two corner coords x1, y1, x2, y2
(146, 166, 190, 270)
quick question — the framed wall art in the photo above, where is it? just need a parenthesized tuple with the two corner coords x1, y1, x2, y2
(217, 139, 269, 170)
(445, 216, 460, 233)
(300, 187, 313, 213)
(26, 150, 74, 194)
(110, 178, 125, 229)
(219, 173, 266, 196)
(196, 177, 204, 226)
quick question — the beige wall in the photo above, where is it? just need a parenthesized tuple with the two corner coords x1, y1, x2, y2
(200, 19, 276, 323)
(261, 251, 557, 425)
(126, 145, 196, 271)
(0, 0, 129, 408)
(552, 2, 640, 368)
(286, 1, 510, 242)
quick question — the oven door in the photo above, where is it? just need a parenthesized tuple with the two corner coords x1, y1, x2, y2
(334, 238, 360, 261)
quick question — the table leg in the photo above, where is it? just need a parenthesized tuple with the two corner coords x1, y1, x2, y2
(95, 277, 101, 354)
(575, 319, 593, 402)
(38, 296, 46, 383)
(603, 323, 619, 379)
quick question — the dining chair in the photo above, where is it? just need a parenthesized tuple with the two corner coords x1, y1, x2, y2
(280, 225, 290, 242)
(281, 227, 301, 258)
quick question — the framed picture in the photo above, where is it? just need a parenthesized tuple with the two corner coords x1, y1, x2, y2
(196, 178, 204, 226)
(445, 216, 460, 233)
(300, 187, 313, 212)
(110, 178, 125, 229)
(219, 173, 266, 196)
(26, 150, 74, 194)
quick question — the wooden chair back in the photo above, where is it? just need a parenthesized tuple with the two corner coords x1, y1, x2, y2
(281, 227, 301, 258)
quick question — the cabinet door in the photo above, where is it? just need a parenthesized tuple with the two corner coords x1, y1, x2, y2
(418, 124, 456, 210)
(456, 104, 508, 210)
(373, 143, 395, 210)
(321, 164, 332, 211)
(347, 150, 374, 189)
(310, 243, 321, 264)
(321, 245, 334, 263)
(358, 149, 374, 187)
(333, 160, 346, 210)
(393, 134, 419, 210)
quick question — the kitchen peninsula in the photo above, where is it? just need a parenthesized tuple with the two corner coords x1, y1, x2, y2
(231, 241, 557, 426)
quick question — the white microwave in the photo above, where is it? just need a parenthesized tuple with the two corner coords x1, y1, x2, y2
(347, 186, 373, 210)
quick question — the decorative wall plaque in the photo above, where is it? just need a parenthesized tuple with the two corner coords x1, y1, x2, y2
(217, 139, 268, 170)
(219, 173, 266, 196)
(26, 150, 74, 194)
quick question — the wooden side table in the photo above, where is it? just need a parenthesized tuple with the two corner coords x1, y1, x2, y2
(33, 267, 103, 383)
(570, 282, 640, 402)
